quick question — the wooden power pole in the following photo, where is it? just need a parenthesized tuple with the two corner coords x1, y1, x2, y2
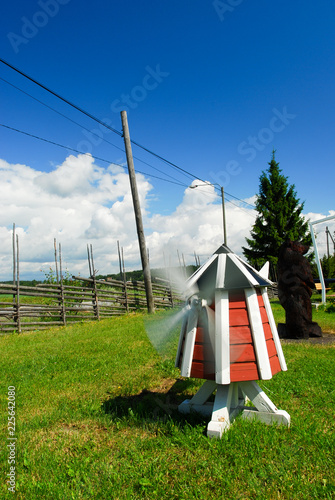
(120, 111, 155, 313)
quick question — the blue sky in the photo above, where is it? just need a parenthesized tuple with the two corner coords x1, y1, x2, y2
(0, 0, 335, 279)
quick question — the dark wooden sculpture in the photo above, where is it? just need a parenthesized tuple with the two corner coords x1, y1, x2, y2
(277, 240, 322, 339)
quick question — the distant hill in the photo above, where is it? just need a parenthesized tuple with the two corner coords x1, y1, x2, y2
(97, 265, 198, 284)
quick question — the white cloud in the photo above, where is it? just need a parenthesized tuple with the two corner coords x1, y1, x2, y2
(0, 155, 333, 281)
(0, 154, 152, 280)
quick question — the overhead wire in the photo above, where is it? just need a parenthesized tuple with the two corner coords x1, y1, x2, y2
(0, 123, 188, 188)
(0, 57, 255, 213)
(0, 123, 121, 166)
(0, 75, 186, 186)
(0, 58, 208, 184)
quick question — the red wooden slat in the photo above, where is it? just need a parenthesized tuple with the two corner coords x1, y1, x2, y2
(193, 343, 214, 362)
(263, 322, 273, 340)
(259, 305, 269, 324)
(269, 355, 281, 376)
(230, 344, 256, 363)
(190, 361, 215, 380)
(230, 326, 253, 344)
(229, 300, 247, 309)
(229, 308, 249, 326)
(195, 326, 205, 343)
(266, 338, 277, 358)
(231, 362, 259, 382)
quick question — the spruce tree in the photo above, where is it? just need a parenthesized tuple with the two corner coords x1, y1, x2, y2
(242, 151, 311, 272)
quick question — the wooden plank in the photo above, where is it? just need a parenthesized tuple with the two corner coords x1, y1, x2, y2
(229, 308, 249, 326)
(215, 253, 227, 289)
(263, 322, 273, 340)
(269, 354, 281, 375)
(230, 362, 259, 382)
(229, 326, 253, 344)
(245, 289, 272, 380)
(266, 339, 277, 358)
(190, 361, 215, 380)
(260, 288, 287, 372)
(215, 289, 230, 384)
(180, 306, 198, 378)
(230, 344, 256, 363)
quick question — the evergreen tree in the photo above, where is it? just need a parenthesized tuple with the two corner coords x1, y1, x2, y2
(242, 151, 311, 272)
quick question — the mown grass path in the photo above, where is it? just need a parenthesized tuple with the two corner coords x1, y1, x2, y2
(0, 309, 334, 499)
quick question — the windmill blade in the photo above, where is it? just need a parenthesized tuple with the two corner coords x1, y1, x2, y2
(144, 303, 190, 359)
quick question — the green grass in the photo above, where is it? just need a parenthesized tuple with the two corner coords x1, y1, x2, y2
(0, 308, 334, 499)
(271, 298, 335, 333)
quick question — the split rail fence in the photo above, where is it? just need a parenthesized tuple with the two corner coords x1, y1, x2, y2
(0, 276, 182, 334)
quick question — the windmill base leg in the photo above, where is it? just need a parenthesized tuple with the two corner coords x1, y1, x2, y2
(178, 380, 290, 438)
(239, 380, 290, 427)
(241, 409, 290, 426)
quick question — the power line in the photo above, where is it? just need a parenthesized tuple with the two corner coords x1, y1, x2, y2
(0, 123, 187, 187)
(0, 58, 256, 212)
(0, 123, 121, 166)
(0, 75, 125, 154)
(0, 58, 208, 184)
(0, 75, 186, 186)
(0, 58, 123, 136)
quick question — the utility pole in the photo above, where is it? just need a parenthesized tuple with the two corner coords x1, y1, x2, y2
(221, 186, 227, 246)
(190, 183, 227, 245)
(120, 111, 154, 313)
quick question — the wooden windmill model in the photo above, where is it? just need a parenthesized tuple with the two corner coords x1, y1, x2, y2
(175, 244, 290, 438)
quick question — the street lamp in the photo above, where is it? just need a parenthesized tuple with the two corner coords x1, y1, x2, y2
(190, 182, 227, 246)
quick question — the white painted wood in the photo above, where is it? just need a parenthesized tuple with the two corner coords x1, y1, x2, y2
(258, 262, 270, 279)
(180, 304, 198, 377)
(230, 382, 239, 409)
(175, 304, 190, 368)
(207, 384, 232, 438)
(177, 380, 290, 438)
(186, 253, 218, 292)
(178, 399, 192, 414)
(241, 409, 290, 427)
(228, 253, 260, 287)
(234, 254, 273, 286)
(211, 384, 232, 422)
(215, 290, 230, 384)
(261, 288, 287, 371)
(244, 288, 272, 380)
(207, 420, 229, 438)
(188, 380, 217, 406)
(215, 253, 227, 289)
(185, 402, 214, 418)
(206, 304, 215, 358)
(239, 380, 278, 413)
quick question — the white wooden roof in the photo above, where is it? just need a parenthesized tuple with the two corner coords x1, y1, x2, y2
(186, 244, 272, 299)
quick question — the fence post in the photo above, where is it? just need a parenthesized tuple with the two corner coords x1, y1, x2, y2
(15, 234, 21, 333)
(59, 243, 67, 326)
(92, 276, 100, 320)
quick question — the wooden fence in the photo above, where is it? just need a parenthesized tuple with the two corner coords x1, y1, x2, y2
(0, 276, 182, 334)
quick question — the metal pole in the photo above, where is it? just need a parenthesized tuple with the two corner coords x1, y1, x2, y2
(120, 110, 154, 313)
(310, 214, 335, 303)
(221, 186, 227, 246)
(310, 223, 326, 303)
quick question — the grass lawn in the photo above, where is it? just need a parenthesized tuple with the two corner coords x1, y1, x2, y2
(0, 304, 334, 499)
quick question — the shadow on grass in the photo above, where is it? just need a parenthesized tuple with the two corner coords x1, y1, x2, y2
(101, 379, 210, 430)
